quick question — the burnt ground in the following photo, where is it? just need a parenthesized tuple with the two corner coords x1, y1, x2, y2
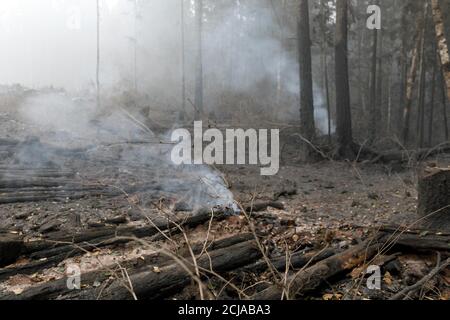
(0, 107, 449, 300)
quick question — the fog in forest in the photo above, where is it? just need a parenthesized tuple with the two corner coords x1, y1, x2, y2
(0, 0, 334, 131)
(1, 0, 450, 303)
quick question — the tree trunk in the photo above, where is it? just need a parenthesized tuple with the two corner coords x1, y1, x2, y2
(180, 0, 187, 121)
(399, 3, 408, 138)
(96, 0, 101, 109)
(416, 32, 427, 149)
(442, 66, 449, 141)
(325, 55, 332, 143)
(431, 0, 450, 101)
(298, 0, 316, 160)
(376, 28, 383, 139)
(334, 0, 354, 158)
(369, 28, 378, 143)
(320, 0, 332, 143)
(428, 52, 437, 147)
(403, 6, 426, 145)
(357, 1, 366, 115)
(431, 0, 450, 141)
(133, 0, 138, 96)
(195, 0, 204, 120)
(387, 59, 393, 134)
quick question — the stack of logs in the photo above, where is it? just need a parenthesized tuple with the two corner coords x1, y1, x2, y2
(0, 166, 169, 205)
(1, 207, 449, 300)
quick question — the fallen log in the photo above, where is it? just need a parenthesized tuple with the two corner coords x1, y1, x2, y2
(0, 138, 20, 147)
(245, 201, 285, 212)
(251, 229, 450, 300)
(0, 251, 77, 282)
(372, 145, 450, 163)
(251, 238, 384, 300)
(0, 179, 72, 189)
(366, 226, 450, 253)
(376, 225, 450, 236)
(237, 248, 337, 274)
(273, 188, 297, 201)
(0, 187, 158, 205)
(90, 240, 262, 300)
(0, 170, 75, 178)
(33, 207, 229, 247)
(0, 182, 168, 204)
(0, 234, 255, 300)
(0, 208, 229, 279)
(0, 166, 68, 171)
(0, 186, 106, 194)
(0, 191, 123, 205)
(9, 137, 88, 159)
(380, 231, 450, 252)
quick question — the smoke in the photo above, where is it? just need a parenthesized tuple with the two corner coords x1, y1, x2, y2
(201, 2, 334, 133)
(313, 85, 336, 134)
(0, 0, 334, 133)
(19, 93, 97, 142)
(13, 91, 236, 211)
(2, 0, 333, 210)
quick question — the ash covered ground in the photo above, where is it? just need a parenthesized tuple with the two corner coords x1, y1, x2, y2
(0, 88, 449, 300)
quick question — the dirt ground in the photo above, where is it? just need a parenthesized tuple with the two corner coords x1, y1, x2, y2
(0, 101, 449, 300)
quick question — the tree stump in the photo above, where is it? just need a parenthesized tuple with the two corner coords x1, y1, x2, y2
(0, 234, 24, 267)
(418, 168, 450, 230)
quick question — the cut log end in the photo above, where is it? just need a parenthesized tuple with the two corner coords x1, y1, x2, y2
(418, 168, 450, 231)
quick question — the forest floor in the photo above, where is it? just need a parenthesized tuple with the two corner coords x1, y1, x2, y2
(0, 99, 449, 300)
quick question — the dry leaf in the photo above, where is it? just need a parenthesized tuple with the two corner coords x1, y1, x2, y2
(350, 266, 365, 279)
(323, 293, 343, 301)
(128, 195, 140, 205)
(323, 293, 334, 301)
(12, 288, 24, 295)
(152, 266, 161, 273)
(383, 272, 393, 286)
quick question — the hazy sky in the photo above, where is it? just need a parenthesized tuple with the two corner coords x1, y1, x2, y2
(0, 0, 138, 91)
